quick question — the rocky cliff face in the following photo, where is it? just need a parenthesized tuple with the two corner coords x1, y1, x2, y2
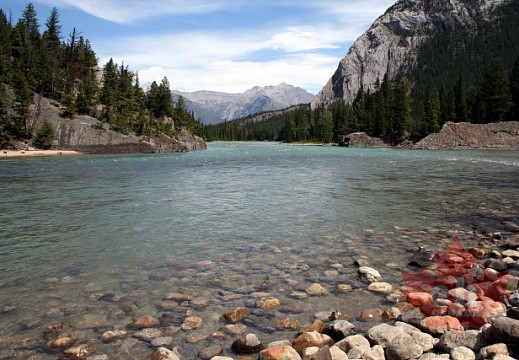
(414, 121, 519, 149)
(33, 95, 206, 154)
(174, 83, 314, 124)
(312, 0, 507, 108)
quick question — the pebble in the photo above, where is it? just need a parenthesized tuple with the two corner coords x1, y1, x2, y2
(275, 318, 301, 330)
(100, 330, 127, 343)
(367, 324, 404, 348)
(223, 308, 249, 323)
(133, 328, 163, 342)
(292, 331, 333, 353)
(451, 346, 475, 360)
(144, 347, 181, 360)
(164, 293, 192, 302)
(334, 334, 370, 353)
(329, 346, 348, 360)
(186, 333, 207, 343)
(439, 330, 485, 352)
(199, 344, 223, 360)
(181, 317, 203, 331)
(337, 284, 353, 293)
(324, 320, 355, 341)
(224, 324, 248, 335)
(256, 297, 281, 310)
(420, 316, 463, 335)
(368, 282, 393, 293)
(131, 315, 160, 329)
(306, 283, 328, 296)
(150, 336, 174, 347)
(231, 333, 263, 354)
(363, 345, 385, 360)
(46, 337, 75, 348)
(358, 266, 382, 283)
(386, 333, 424, 360)
(479, 343, 509, 359)
(62, 344, 93, 359)
(290, 291, 309, 300)
(383, 307, 402, 321)
(359, 308, 383, 322)
(259, 346, 302, 360)
(300, 320, 326, 334)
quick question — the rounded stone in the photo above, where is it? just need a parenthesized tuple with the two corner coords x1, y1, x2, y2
(292, 331, 333, 353)
(231, 333, 263, 354)
(223, 308, 249, 323)
(259, 346, 302, 360)
(368, 282, 393, 293)
(306, 283, 328, 296)
(131, 315, 160, 329)
(451, 346, 475, 360)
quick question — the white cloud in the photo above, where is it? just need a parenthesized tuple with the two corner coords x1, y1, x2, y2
(35, 0, 232, 24)
(137, 53, 339, 94)
(84, 0, 397, 93)
(96, 27, 348, 93)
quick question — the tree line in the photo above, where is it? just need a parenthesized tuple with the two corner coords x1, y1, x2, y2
(203, 57, 518, 144)
(0, 3, 201, 149)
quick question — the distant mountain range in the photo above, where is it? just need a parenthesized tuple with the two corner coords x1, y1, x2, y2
(172, 83, 314, 124)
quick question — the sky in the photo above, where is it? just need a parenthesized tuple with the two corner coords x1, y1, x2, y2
(2, 0, 395, 94)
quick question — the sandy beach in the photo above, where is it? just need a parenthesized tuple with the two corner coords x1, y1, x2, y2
(0, 149, 82, 159)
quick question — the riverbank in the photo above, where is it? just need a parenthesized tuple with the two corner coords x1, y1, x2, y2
(0, 149, 83, 159)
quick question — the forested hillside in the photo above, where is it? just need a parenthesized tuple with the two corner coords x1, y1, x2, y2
(205, 0, 519, 144)
(0, 4, 202, 149)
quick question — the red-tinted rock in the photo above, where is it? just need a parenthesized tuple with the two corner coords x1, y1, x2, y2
(407, 292, 433, 307)
(420, 304, 448, 317)
(420, 316, 463, 335)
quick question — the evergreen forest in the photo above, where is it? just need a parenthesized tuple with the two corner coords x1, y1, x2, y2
(0, 4, 202, 149)
(203, 0, 519, 144)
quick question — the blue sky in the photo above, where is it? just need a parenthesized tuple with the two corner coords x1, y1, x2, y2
(2, 0, 395, 94)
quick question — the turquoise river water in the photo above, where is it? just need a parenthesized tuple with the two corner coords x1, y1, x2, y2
(0, 142, 518, 359)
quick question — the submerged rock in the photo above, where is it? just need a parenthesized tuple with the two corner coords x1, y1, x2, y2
(144, 347, 181, 360)
(131, 315, 160, 329)
(223, 307, 249, 323)
(358, 267, 382, 283)
(231, 333, 264, 354)
(306, 283, 328, 296)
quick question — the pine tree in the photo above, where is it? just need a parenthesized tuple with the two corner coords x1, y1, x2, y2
(0, 10, 11, 82)
(454, 75, 468, 122)
(100, 58, 119, 124)
(509, 58, 519, 120)
(13, 71, 33, 136)
(481, 58, 513, 122)
(33, 121, 54, 149)
(0, 83, 10, 148)
(421, 88, 441, 136)
(41, 7, 62, 98)
(392, 77, 412, 141)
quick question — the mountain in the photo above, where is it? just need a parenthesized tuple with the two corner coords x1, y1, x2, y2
(173, 83, 314, 124)
(312, 0, 518, 108)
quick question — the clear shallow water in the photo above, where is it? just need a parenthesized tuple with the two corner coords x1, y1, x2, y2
(0, 142, 518, 358)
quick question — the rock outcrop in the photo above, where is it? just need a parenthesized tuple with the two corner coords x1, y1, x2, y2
(339, 132, 389, 148)
(311, 0, 506, 108)
(414, 122, 519, 150)
(32, 95, 206, 154)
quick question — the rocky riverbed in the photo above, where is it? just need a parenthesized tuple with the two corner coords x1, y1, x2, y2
(1, 220, 518, 360)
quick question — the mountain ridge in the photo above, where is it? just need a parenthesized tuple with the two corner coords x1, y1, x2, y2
(173, 83, 314, 124)
(311, 0, 511, 108)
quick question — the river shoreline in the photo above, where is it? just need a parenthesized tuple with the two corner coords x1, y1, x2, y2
(0, 149, 83, 159)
